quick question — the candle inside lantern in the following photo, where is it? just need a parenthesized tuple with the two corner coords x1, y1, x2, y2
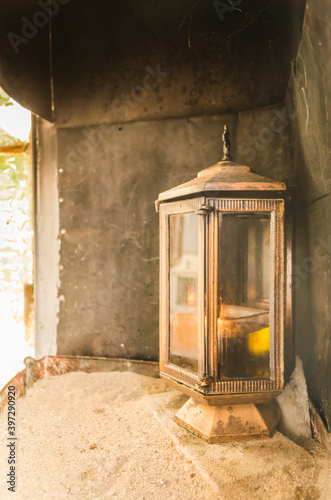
(217, 304, 270, 379)
(248, 327, 270, 354)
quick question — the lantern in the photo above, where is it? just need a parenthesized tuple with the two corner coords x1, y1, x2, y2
(155, 126, 293, 442)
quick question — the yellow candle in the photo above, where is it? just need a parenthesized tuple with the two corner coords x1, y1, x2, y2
(248, 327, 270, 354)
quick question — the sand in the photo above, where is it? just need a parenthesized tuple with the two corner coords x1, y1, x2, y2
(0, 371, 216, 499)
(1, 370, 330, 500)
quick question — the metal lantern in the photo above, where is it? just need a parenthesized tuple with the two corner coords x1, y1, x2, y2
(156, 126, 293, 442)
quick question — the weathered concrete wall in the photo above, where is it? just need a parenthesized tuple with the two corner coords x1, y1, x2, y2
(287, 0, 331, 430)
(56, 114, 237, 359)
(35, 104, 293, 364)
(48, 104, 292, 364)
(236, 104, 292, 184)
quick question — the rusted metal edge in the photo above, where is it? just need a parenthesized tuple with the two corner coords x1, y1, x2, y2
(0, 355, 159, 415)
(309, 398, 331, 455)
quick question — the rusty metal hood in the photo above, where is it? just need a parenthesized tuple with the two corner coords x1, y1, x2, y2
(156, 160, 286, 209)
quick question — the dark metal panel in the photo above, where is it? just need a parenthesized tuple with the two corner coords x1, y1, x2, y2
(0, 0, 305, 125)
(51, 0, 301, 127)
(0, 0, 52, 119)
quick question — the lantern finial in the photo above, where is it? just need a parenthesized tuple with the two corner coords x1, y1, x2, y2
(222, 124, 232, 161)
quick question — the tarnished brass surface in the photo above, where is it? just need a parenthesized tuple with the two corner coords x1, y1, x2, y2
(156, 161, 286, 210)
(157, 150, 291, 439)
(159, 197, 286, 400)
(176, 398, 281, 443)
(161, 375, 281, 406)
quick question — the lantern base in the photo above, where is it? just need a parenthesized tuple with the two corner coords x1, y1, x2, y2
(176, 398, 280, 443)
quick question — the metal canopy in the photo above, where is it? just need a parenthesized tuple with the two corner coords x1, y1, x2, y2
(156, 160, 286, 208)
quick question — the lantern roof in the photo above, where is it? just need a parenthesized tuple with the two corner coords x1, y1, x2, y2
(156, 125, 286, 209)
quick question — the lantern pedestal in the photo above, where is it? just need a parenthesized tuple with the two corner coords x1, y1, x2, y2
(176, 398, 281, 443)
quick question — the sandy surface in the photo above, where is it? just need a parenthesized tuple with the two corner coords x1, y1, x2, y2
(0, 372, 216, 499)
(0, 371, 330, 500)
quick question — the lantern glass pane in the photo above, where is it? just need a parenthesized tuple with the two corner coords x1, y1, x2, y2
(169, 213, 199, 373)
(218, 213, 271, 379)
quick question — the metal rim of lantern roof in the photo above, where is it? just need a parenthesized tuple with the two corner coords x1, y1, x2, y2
(156, 125, 286, 210)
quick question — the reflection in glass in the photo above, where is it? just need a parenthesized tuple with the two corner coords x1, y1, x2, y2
(169, 213, 199, 373)
(218, 214, 271, 379)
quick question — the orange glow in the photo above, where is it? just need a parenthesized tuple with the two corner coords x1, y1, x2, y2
(172, 313, 199, 357)
(187, 288, 196, 307)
